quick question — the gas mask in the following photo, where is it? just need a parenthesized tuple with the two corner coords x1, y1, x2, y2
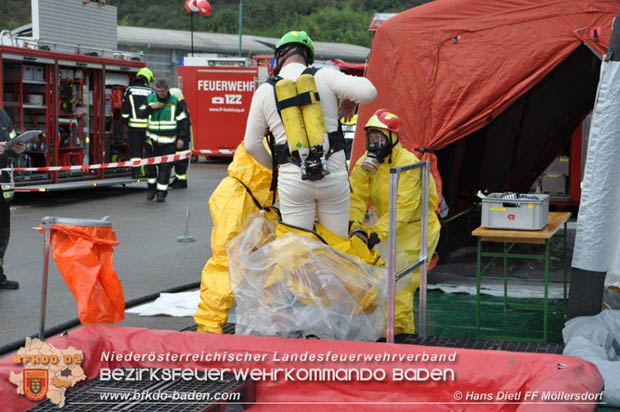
(273, 46, 292, 77)
(273, 45, 309, 76)
(361, 129, 392, 173)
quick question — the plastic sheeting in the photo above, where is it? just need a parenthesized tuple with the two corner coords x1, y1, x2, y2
(46, 224, 125, 324)
(428, 277, 567, 299)
(604, 286, 620, 310)
(0, 325, 605, 412)
(572, 59, 620, 289)
(126, 291, 200, 317)
(563, 310, 620, 406)
(228, 213, 386, 341)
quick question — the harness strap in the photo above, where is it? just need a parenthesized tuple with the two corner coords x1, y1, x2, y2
(273, 129, 345, 167)
(266, 132, 278, 205)
(275, 91, 319, 112)
(231, 177, 263, 211)
(267, 66, 346, 186)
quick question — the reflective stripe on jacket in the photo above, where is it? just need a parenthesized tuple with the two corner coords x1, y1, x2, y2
(146, 93, 186, 137)
(0, 108, 18, 199)
(147, 132, 177, 144)
(122, 84, 154, 129)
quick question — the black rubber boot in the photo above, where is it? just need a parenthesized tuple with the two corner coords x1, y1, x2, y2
(0, 267, 19, 290)
(156, 190, 167, 203)
(0, 279, 19, 290)
(170, 179, 187, 189)
(146, 184, 156, 201)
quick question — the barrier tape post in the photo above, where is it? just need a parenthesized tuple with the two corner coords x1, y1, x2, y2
(39, 217, 53, 340)
(177, 157, 195, 243)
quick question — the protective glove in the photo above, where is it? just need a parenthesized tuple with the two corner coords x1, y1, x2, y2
(349, 221, 368, 243)
(367, 232, 381, 250)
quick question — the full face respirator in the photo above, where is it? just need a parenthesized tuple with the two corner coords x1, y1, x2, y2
(361, 129, 393, 173)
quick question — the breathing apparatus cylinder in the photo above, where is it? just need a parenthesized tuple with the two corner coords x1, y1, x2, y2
(295, 74, 327, 150)
(296, 74, 329, 180)
(275, 79, 310, 161)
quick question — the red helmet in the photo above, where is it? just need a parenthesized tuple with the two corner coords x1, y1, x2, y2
(364, 109, 401, 135)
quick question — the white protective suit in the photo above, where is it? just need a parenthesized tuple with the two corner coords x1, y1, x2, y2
(244, 62, 376, 238)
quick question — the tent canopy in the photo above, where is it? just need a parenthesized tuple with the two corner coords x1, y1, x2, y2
(352, 0, 620, 212)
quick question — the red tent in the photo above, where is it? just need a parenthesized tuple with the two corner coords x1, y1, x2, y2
(352, 0, 620, 212)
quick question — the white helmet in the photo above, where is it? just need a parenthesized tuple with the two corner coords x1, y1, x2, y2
(169, 87, 184, 101)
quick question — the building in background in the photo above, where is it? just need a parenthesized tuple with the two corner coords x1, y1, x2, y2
(117, 26, 370, 85)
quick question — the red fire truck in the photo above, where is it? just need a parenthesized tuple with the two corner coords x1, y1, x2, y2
(179, 56, 366, 159)
(0, 42, 144, 192)
(178, 56, 268, 158)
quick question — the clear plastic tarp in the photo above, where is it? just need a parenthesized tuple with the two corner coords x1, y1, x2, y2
(563, 310, 620, 407)
(228, 212, 386, 341)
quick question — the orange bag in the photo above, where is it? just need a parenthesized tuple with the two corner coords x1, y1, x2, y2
(47, 224, 125, 324)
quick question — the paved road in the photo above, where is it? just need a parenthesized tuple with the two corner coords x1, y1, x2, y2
(0, 162, 229, 349)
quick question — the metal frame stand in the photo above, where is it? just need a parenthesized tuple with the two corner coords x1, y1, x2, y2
(38, 216, 112, 340)
(178, 156, 195, 243)
(386, 161, 430, 343)
(474, 221, 569, 342)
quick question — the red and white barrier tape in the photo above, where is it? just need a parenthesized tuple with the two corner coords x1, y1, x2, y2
(194, 149, 235, 156)
(1, 151, 191, 173)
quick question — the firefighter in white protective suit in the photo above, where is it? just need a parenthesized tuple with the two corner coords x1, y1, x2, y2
(349, 109, 441, 335)
(243, 30, 377, 239)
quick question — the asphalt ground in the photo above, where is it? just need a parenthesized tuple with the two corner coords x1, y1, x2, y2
(0, 161, 229, 349)
(0, 162, 581, 352)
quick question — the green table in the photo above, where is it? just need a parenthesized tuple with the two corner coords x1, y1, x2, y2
(472, 211, 571, 342)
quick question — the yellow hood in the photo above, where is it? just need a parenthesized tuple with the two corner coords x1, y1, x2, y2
(228, 142, 274, 208)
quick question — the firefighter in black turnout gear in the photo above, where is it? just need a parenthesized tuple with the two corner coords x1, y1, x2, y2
(141, 79, 189, 202)
(169, 88, 191, 189)
(122, 67, 155, 178)
(0, 109, 26, 289)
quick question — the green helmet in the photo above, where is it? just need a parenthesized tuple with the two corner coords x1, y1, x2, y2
(275, 31, 314, 65)
(136, 67, 154, 84)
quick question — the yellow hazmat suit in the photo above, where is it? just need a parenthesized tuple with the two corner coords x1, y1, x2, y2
(349, 141, 440, 334)
(194, 143, 277, 333)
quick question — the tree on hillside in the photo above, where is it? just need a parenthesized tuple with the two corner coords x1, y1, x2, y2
(0, 0, 431, 48)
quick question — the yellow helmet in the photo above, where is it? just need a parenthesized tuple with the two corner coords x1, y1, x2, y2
(136, 67, 154, 84)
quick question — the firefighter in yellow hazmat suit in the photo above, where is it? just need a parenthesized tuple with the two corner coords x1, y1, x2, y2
(349, 109, 441, 335)
(194, 143, 278, 334)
